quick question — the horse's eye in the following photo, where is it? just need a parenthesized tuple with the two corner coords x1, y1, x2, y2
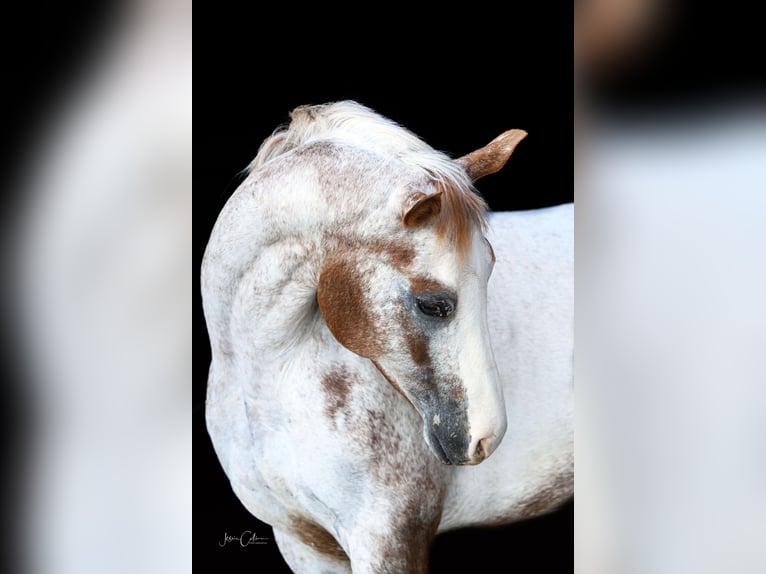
(416, 297, 455, 318)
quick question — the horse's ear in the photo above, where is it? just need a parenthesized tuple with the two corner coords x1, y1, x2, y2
(457, 129, 527, 181)
(402, 191, 443, 228)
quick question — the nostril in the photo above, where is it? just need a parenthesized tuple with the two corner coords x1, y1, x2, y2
(475, 437, 490, 461)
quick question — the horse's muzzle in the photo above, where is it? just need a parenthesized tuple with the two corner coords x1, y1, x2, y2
(424, 422, 493, 466)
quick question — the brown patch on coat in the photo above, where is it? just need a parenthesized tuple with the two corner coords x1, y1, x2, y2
(291, 515, 348, 560)
(378, 495, 444, 574)
(406, 506, 442, 574)
(362, 239, 416, 272)
(407, 334, 430, 368)
(409, 276, 452, 296)
(317, 258, 384, 359)
(358, 410, 445, 573)
(385, 242, 416, 270)
(321, 366, 355, 419)
(325, 233, 415, 272)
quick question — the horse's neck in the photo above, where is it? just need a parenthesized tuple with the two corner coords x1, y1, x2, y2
(202, 165, 374, 369)
(204, 207, 315, 360)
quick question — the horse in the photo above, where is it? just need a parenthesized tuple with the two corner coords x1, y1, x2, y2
(202, 101, 573, 573)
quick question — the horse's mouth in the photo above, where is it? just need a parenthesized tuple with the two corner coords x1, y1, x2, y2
(425, 428, 452, 465)
(424, 426, 481, 466)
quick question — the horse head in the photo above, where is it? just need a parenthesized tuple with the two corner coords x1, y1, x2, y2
(317, 117, 525, 465)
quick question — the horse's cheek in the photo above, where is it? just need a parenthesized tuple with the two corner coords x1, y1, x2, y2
(317, 260, 383, 359)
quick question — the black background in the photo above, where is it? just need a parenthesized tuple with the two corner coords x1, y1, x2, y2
(583, 1, 766, 116)
(195, 5, 573, 573)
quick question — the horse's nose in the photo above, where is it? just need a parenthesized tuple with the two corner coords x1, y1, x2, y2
(468, 434, 500, 464)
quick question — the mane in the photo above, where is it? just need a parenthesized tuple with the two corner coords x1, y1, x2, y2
(250, 101, 487, 255)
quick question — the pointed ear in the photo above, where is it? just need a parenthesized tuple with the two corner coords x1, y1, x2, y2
(402, 190, 443, 228)
(457, 129, 527, 181)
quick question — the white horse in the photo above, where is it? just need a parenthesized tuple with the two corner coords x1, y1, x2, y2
(202, 101, 572, 573)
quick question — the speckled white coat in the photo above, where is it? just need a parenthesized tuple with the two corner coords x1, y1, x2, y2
(202, 102, 572, 573)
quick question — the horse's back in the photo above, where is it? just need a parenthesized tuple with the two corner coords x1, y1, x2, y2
(487, 203, 573, 398)
(440, 204, 573, 530)
(488, 204, 573, 273)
